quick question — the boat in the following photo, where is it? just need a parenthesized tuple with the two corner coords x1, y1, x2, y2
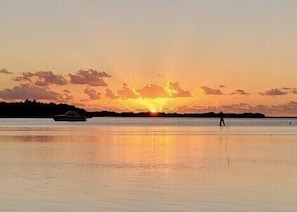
(53, 110, 87, 122)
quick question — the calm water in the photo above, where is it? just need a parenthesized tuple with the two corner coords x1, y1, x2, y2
(1, 117, 297, 211)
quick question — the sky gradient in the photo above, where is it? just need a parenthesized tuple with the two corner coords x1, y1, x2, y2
(1, 0, 297, 116)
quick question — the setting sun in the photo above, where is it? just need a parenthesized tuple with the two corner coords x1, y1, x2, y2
(150, 108, 157, 113)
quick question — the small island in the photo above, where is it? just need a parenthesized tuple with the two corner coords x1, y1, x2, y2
(0, 100, 265, 118)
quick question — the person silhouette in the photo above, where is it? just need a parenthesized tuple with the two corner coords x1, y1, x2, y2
(219, 111, 225, 126)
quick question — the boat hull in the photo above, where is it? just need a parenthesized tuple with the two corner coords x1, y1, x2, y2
(53, 110, 87, 122)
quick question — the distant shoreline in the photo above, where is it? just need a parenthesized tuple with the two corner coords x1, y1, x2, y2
(87, 111, 266, 118)
(0, 114, 297, 119)
(1, 100, 295, 118)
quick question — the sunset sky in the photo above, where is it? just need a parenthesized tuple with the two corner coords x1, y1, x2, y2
(1, 0, 297, 116)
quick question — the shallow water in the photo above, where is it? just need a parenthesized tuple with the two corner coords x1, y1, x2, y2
(0, 118, 297, 211)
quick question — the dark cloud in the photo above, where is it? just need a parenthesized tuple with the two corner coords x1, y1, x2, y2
(0, 84, 62, 100)
(84, 87, 101, 100)
(201, 86, 223, 95)
(105, 88, 119, 99)
(137, 84, 168, 98)
(0, 68, 12, 74)
(69, 69, 111, 86)
(258, 88, 287, 96)
(35, 71, 67, 86)
(12, 71, 67, 86)
(219, 85, 226, 88)
(230, 89, 250, 96)
(117, 83, 139, 99)
(167, 82, 191, 97)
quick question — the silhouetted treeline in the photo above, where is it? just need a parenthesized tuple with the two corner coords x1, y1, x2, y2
(0, 100, 87, 118)
(0, 100, 265, 118)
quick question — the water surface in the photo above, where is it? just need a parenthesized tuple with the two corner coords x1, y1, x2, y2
(0, 118, 297, 211)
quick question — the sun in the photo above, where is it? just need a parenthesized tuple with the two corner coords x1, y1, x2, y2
(150, 108, 157, 113)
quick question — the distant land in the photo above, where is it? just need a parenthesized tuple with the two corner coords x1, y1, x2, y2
(0, 100, 266, 118)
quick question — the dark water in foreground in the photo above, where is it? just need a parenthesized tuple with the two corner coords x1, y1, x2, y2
(0, 118, 297, 211)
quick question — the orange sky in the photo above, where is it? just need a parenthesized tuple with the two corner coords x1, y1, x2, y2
(1, 1, 297, 116)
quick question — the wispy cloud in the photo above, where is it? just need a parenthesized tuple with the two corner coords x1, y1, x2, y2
(201, 86, 223, 95)
(292, 88, 297, 94)
(0, 68, 12, 75)
(282, 87, 297, 94)
(12, 72, 34, 83)
(61, 89, 73, 100)
(69, 69, 111, 86)
(63, 89, 71, 94)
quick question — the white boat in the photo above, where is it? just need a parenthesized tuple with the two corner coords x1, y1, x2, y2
(53, 110, 86, 122)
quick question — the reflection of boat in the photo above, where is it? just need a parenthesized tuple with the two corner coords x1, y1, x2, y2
(53, 110, 86, 122)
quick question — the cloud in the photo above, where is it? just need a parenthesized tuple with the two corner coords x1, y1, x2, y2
(230, 89, 250, 96)
(282, 87, 297, 94)
(252, 101, 297, 116)
(0, 68, 12, 74)
(175, 101, 297, 117)
(12, 72, 34, 82)
(0, 84, 62, 100)
(279, 101, 297, 113)
(201, 86, 223, 95)
(166, 82, 191, 97)
(35, 71, 67, 86)
(63, 89, 71, 93)
(69, 69, 111, 86)
(12, 71, 67, 86)
(84, 87, 101, 100)
(117, 83, 139, 99)
(105, 88, 119, 99)
(291, 88, 297, 94)
(219, 85, 226, 88)
(175, 103, 251, 114)
(61, 89, 73, 100)
(137, 84, 168, 98)
(258, 88, 287, 96)
(114, 82, 191, 99)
